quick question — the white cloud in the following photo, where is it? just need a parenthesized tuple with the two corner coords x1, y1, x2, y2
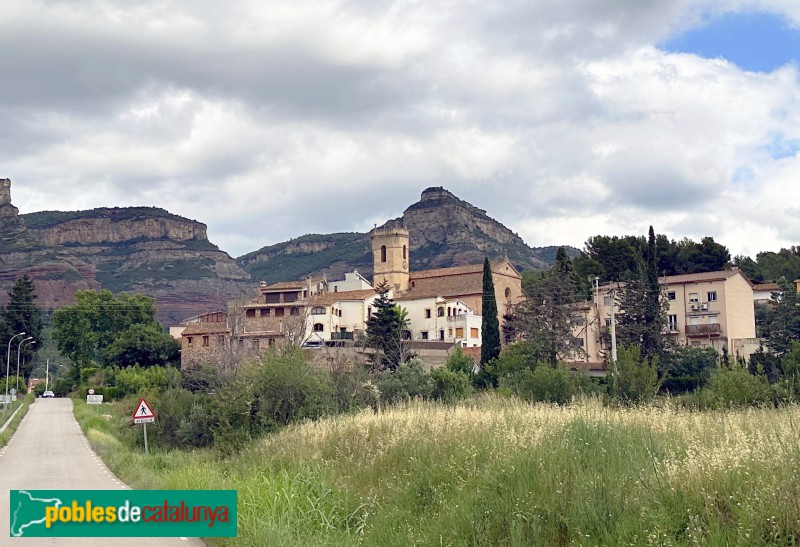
(3, 0, 800, 259)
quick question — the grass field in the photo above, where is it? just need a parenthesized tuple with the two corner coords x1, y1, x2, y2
(0, 394, 35, 448)
(75, 396, 800, 546)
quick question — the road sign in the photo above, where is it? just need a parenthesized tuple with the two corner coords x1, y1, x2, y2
(88, 388, 95, 395)
(132, 398, 156, 424)
(87, 394, 103, 405)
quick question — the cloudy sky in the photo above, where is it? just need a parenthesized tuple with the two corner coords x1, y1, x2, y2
(2, 0, 799, 259)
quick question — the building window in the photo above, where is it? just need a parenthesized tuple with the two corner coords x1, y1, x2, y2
(202, 336, 209, 347)
(420, 331, 429, 340)
(402, 330, 412, 340)
(275, 307, 285, 317)
(573, 337, 584, 348)
(505, 287, 511, 299)
(284, 292, 298, 303)
(268, 338, 275, 347)
(187, 337, 193, 346)
(367, 307, 372, 319)
(265, 293, 280, 303)
(311, 306, 325, 315)
(425, 309, 431, 319)
(470, 327, 479, 338)
(246, 309, 255, 317)
(334, 286, 338, 292)
(603, 295, 612, 306)
(238, 339, 244, 348)
(313, 323, 324, 332)
(260, 309, 270, 317)
(437, 307, 444, 317)
(403, 245, 407, 260)
(381, 245, 387, 263)
(290, 307, 300, 316)
(667, 291, 676, 301)
(689, 292, 699, 303)
(439, 330, 445, 341)
(605, 318, 612, 327)
(668, 314, 678, 331)
(338, 309, 343, 317)
(707, 291, 717, 302)
(448, 328, 453, 336)
(218, 335, 225, 344)
(253, 339, 260, 350)
(455, 327, 464, 337)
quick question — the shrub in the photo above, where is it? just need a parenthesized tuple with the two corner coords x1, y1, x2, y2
(374, 359, 434, 405)
(611, 345, 659, 404)
(492, 342, 538, 389)
(658, 346, 718, 394)
(111, 365, 182, 397)
(430, 367, 473, 403)
(703, 365, 773, 408)
(445, 347, 475, 376)
(517, 365, 575, 405)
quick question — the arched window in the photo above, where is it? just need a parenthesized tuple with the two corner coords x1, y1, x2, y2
(381, 245, 387, 263)
(437, 307, 444, 317)
(505, 287, 511, 299)
(311, 306, 325, 315)
(313, 323, 324, 332)
(403, 245, 407, 260)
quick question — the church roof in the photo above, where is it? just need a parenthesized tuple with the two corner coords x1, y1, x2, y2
(409, 259, 520, 281)
(309, 289, 378, 306)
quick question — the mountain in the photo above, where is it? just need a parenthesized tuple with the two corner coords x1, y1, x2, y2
(238, 187, 563, 283)
(0, 180, 250, 325)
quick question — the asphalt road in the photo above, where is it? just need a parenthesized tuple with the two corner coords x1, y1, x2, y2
(0, 398, 206, 546)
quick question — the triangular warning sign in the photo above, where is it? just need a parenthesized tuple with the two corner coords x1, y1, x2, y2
(132, 398, 155, 420)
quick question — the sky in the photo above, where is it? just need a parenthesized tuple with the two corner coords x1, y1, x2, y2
(2, 0, 800, 260)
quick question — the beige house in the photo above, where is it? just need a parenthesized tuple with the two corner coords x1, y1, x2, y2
(394, 294, 483, 347)
(575, 269, 757, 367)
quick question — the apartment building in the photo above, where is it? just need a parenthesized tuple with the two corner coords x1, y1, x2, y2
(579, 268, 756, 365)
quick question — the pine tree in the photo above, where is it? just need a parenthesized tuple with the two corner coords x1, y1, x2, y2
(1, 275, 43, 379)
(480, 257, 500, 367)
(365, 280, 408, 370)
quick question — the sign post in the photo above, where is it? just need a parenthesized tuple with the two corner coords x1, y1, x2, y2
(132, 398, 156, 455)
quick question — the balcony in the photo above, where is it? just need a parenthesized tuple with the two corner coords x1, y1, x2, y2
(685, 324, 722, 337)
(331, 332, 354, 341)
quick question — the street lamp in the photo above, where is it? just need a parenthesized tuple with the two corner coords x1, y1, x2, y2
(16, 338, 35, 394)
(4, 332, 26, 411)
(45, 361, 64, 392)
(13, 337, 33, 400)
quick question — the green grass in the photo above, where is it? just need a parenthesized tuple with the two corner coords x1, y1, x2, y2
(0, 394, 35, 447)
(75, 396, 800, 546)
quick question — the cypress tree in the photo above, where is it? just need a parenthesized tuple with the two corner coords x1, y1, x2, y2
(480, 257, 500, 366)
(1, 275, 43, 379)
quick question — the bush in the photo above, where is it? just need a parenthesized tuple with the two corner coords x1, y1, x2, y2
(658, 346, 718, 394)
(374, 359, 434, 406)
(445, 347, 475, 376)
(430, 367, 473, 403)
(517, 365, 575, 405)
(611, 345, 659, 404)
(110, 365, 182, 397)
(704, 365, 773, 408)
(491, 342, 537, 389)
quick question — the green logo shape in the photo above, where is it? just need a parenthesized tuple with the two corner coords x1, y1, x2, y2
(10, 490, 237, 537)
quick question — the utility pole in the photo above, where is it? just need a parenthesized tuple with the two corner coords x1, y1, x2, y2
(45, 359, 49, 392)
(610, 287, 617, 363)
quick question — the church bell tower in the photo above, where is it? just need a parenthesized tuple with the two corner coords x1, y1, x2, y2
(370, 226, 410, 294)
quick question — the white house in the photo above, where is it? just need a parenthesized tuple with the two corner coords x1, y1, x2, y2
(394, 294, 482, 347)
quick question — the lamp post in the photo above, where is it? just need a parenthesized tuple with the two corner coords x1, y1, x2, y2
(17, 339, 35, 394)
(14, 337, 33, 400)
(5, 332, 26, 411)
(45, 361, 63, 392)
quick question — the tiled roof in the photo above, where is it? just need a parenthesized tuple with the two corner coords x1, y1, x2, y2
(261, 280, 309, 290)
(182, 323, 230, 335)
(396, 277, 483, 300)
(754, 282, 780, 292)
(309, 289, 377, 306)
(409, 259, 520, 280)
(661, 270, 750, 286)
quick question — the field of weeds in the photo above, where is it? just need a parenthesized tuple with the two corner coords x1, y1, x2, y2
(76, 395, 800, 546)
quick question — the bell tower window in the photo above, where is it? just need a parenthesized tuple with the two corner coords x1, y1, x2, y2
(381, 245, 387, 263)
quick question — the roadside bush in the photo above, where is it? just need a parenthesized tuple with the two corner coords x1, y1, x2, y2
(658, 346, 718, 394)
(246, 348, 336, 433)
(374, 359, 434, 405)
(109, 365, 182, 397)
(430, 367, 473, 403)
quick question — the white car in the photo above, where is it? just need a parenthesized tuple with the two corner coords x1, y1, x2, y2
(42, 391, 55, 398)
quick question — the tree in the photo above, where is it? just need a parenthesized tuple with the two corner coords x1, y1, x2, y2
(103, 323, 180, 367)
(365, 281, 409, 370)
(505, 247, 585, 368)
(480, 257, 500, 366)
(53, 289, 176, 368)
(616, 227, 668, 363)
(1, 275, 43, 379)
(764, 277, 800, 358)
(611, 345, 659, 403)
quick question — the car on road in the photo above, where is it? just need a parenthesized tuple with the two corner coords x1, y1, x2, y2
(42, 390, 55, 398)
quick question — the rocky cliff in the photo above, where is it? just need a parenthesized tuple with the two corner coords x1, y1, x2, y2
(239, 187, 555, 284)
(0, 184, 250, 325)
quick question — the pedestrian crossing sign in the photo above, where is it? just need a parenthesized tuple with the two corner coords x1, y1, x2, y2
(132, 398, 156, 423)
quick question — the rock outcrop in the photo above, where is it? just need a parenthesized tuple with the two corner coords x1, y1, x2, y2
(239, 187, 554, 284)
(0, 181, 250, 325)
